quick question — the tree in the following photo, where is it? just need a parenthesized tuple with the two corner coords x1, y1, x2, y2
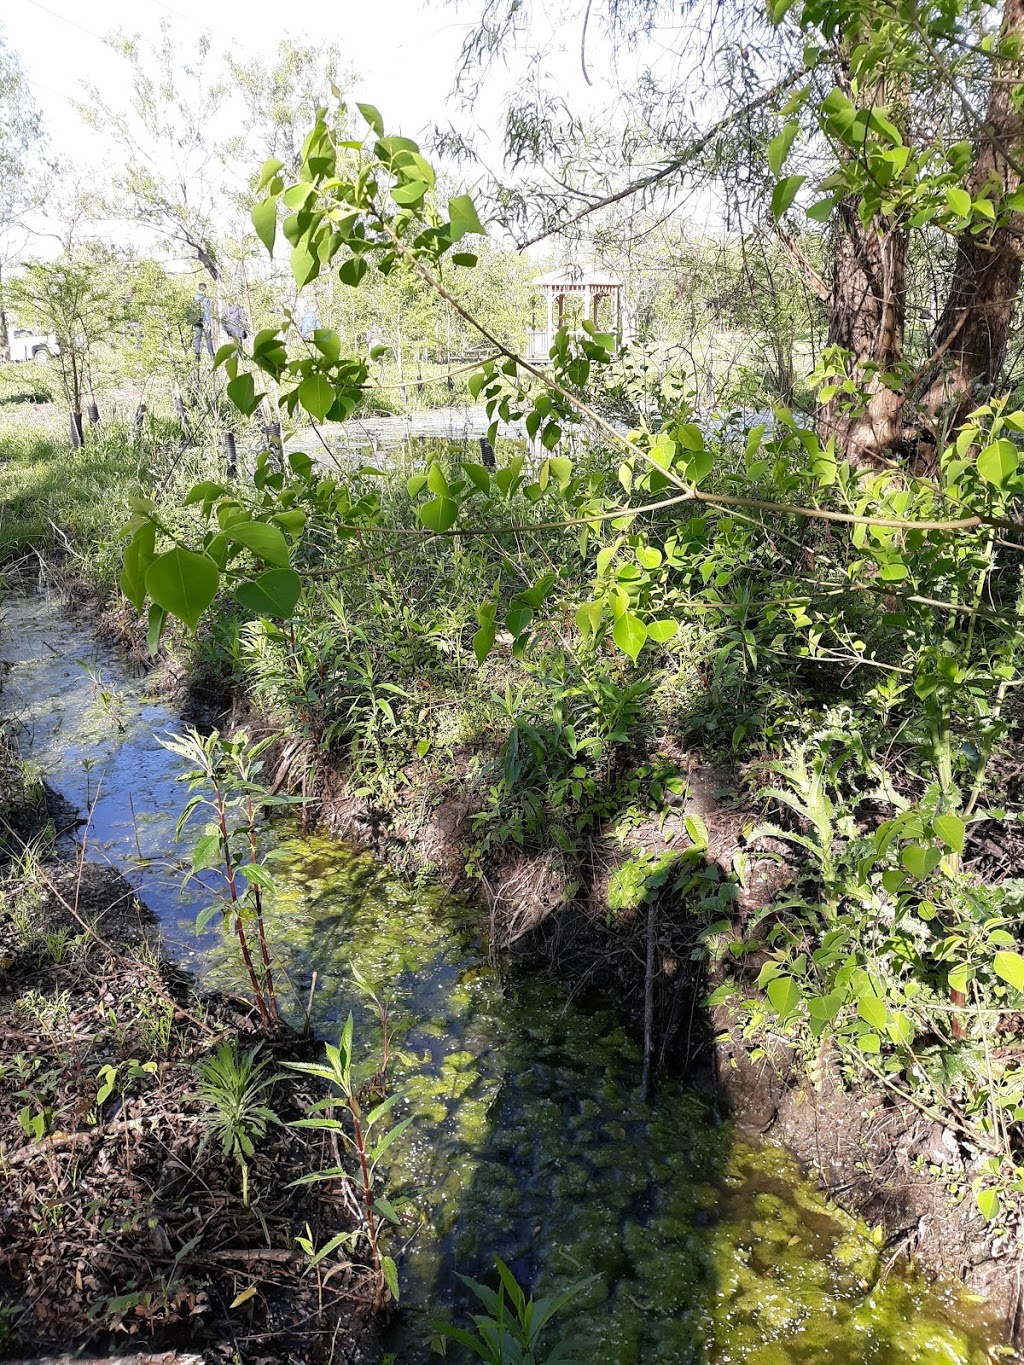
(0, 29, 45, 361)
(451, 0, 1024, 465)
(226, 39, 353, 179)
(77, 24, 229, 280)
(13, 248, 119, 428)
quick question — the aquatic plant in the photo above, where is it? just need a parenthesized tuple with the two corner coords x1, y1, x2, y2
(430, 1259, 592, 1363)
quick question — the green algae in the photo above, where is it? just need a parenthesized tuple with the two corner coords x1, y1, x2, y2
(195, 832, 1011, 1363)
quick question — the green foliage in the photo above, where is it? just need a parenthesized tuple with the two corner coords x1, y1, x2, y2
(162, 726, 292, 1027)
(430, 1258, 593, 1363)
(285, 1013, 411, 1305)
(198, 1041, 280, 1207)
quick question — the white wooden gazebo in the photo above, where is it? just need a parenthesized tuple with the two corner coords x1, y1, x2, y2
(527, 265, 623, 359)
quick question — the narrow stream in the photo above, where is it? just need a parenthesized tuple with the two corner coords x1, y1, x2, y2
(0, 586, 1012, 1363)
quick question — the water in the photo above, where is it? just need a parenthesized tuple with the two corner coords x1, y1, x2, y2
(289, 404, 513, 466)
(0, 586, 1012, 1363)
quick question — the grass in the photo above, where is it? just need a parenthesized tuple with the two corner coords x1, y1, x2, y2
(0, 416, 221, 593)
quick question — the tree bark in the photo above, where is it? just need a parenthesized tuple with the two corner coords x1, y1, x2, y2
(821, 199, 908, 465)
(916, 0, 1024, 431)
(0, 261, 10, 363)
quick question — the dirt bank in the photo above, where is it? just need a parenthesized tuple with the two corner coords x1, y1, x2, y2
(0, 742, 382, 1362)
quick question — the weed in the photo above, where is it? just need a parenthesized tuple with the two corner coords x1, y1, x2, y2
(198, 1041, 280, 1208)
(430, 1258, 593, 1363)
(286, 1014, 411, 1308)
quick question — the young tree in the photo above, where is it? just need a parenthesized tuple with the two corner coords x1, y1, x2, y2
(13, 248, 119, 433)
(0, 29, 45, 361)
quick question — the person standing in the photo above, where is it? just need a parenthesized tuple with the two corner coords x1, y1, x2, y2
(193, 281, 215, 358)
(298, 305, 319, 340)
(223, 301, 249, 342)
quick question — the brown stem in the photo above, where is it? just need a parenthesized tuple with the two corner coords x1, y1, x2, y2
(215, 786, 270, 1027)
(350, 1101, 383, 1304)
(246, 793, 278, 1018)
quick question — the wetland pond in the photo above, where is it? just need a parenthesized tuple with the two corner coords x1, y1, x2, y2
(0, 586, 1013, 1364)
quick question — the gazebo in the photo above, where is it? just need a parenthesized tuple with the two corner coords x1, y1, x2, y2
(527, 265, 624, 359)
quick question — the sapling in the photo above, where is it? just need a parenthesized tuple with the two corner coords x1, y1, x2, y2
(162, 726, 294, 1027)
(285, 1012, 411, 1309)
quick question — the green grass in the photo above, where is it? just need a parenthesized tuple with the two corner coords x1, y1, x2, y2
(0, 417, 215, 594)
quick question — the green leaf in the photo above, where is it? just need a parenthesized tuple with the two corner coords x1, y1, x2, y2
(994, 950, 1024, 992)
(291, 241, 319, 288)
(251, 196, 278, 255)
(418, 496, 459, 533)
(191, 832, 222, 874)
(684, 813, 708, 848)
(227, 373, 261, 416)
(977, 438, 1018, 488)
(121, 520, 157, 613)
(299, 373, 335, 422)
(374, 1197, 401, 1226)
(857, 993, 887, 1029)
(945, 186, 972, 218)
(235, 568, 303, 619)
(144, 549, 219, 632)
(381, 1255, 400, 1303)
(146, 603, 166, 657)
(226, 520, 291, 567)
(356, 103, 384, 136)
(612, 611, 647, 662)
(771, 175, 805, 221)
(448, 193, 485, 235)
(392, 179, 428, 206)
(976, 1186, 1001, 1222)
(933, 813, 965, 853)
(257, 157, 285, 190)
(464, 462, 491, 494)
(900, 843, 941, 879)
(473, 620, 496, 665)
(338, 256, 367, 288)
(648, 618, 678, 643)
(767, 975, 800, 1017)
(768, 121, 799, 176)
(807, 991, 845, 1022)
(313, 328, 341, 362)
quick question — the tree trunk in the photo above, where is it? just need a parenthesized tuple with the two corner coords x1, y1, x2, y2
(821, 198, 908, 465)
(916, 0, 1024, 431)
(0, 261, 9, 363)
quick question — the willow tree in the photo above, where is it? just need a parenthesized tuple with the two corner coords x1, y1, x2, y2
(451, 0, 1024, 465)
(0, 31, 44, 361)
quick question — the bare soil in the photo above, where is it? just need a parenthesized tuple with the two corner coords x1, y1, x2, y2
(0, 754, 381, 1363)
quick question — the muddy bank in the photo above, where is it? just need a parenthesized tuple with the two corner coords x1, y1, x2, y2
(0, 742, 381, 1362)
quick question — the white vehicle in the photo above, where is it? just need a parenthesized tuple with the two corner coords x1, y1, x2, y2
(9, 326, 58, 363)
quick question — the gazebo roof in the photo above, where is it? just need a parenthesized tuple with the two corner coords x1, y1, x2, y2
(533, 265, 622, 289)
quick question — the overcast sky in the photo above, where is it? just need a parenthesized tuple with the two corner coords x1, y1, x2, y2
(4, 0, 598, 172)
(3, 0, 713, 266)
(11, 1, 463, 148)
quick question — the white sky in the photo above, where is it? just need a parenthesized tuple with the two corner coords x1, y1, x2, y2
(3, 0, 715, 265)
(7, 0, 477, 149)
